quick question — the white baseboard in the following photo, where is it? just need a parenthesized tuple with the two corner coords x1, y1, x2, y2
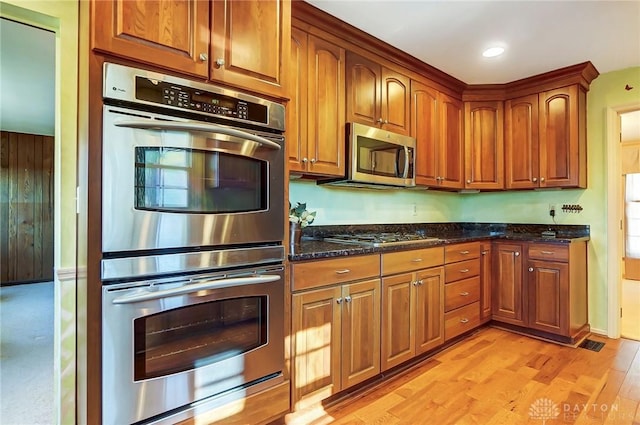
(590, 327, 608, 336)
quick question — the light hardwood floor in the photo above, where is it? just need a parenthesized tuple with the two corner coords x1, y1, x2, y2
(285, 327, 640, 425)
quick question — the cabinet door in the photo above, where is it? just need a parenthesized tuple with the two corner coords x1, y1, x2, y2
(92, 0, 210, 77)
(415, 267, 445, 355)
(381, 68, 410, 135)
(411, 80, 440, 187)
(346, 52, 381, 128)
(292, 286, 342, 407)
(492, 243, 525, 325)
(306, 36, 346, 176)
(505, 94, 539, 189)
(381, 273, 415, 371)
(288, 27, 308, 173)
(527, 260, 569, 335)
(210, 0, 289, 98)
(464, 101, 504, 190)
(341, 279, 381, 389)
(480, 243, 492, 322)
(439, 93, 464, 189)
(539, 85, 583, 188)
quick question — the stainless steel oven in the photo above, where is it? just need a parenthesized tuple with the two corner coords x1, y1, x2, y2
(101, 248, 284, 425)
(102, 63, 285, 254)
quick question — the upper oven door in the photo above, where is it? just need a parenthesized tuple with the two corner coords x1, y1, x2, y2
(102, 105, 284, 253)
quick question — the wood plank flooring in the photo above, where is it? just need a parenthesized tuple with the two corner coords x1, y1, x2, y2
(285, 327, 640, 425)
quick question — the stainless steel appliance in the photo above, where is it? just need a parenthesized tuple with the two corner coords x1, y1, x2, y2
(102, 62, 285, 254)
(324, 232, 439, 247)
(320, 122, 416, 188)
(102, 249, 284, 425)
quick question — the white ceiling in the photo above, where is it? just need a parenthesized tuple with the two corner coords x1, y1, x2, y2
(305, 0, 640, 85)
(0, 18, 55, 136)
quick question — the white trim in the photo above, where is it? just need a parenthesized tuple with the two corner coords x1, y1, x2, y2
(589, 327, 608, 336)
(606, 103, 640, 339)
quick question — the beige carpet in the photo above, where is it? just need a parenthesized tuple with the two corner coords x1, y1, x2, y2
(0, 281, 54, 425)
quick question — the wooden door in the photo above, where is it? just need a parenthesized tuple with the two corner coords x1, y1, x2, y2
(210, 0, 289, 98)
(539, 85, 582, 188)
(306, 35, 346, 177)
(492, 243, 525, 325)
(341, 278, 381, 389)
(381, 273, 415, 371)
(411, 80, 439, 187)
(381, 68, 410, 135)
(527, 260, 569, 335)
(91, 0, 210, 77)
(292, 286, 342, 407)
(464, 101, 504, 190)
(346, 52, 381, 128)
(415, 267, 445, 355)
(479, 243, 492, 322)
(505, 94, 539, 189)
(0, 132, 54, 284)
(287, 27, 308, 173)
(439, 93, 464, 189)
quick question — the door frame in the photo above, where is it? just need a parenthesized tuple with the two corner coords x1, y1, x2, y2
(606, 102, 640, 339)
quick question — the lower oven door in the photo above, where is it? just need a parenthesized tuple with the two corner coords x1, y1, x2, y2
(102, 266, 284, 425)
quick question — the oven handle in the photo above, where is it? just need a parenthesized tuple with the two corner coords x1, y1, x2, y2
(113, 120, 282, 150)
(111, 274, 281, 304)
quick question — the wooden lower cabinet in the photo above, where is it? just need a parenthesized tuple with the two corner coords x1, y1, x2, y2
(292, 278, 380, 408)
(381, 267, 445, 371)
(480, 243, 492, 323)
(492, 242, 525, 325)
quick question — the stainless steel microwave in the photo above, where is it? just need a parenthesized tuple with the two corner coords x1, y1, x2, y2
(320, 122, 416, 189)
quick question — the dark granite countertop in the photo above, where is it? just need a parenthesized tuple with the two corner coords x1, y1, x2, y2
(289, 223, 590, 261)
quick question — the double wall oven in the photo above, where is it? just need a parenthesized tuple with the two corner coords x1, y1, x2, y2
(100, 63, 286, 425)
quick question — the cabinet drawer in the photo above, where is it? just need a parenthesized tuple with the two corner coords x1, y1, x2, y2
(292, 255, 380, 291)
(445, 302, 480, 341)
(444, 277, 480, 312)
(445, 242, 480, 263)
(382, 247, 444, 276)
(445, 258, 480, 283)
(528, 244, 569, 262)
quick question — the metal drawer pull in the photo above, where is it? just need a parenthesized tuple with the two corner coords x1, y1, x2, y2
(541, 251, 555, 255)
(481, 250, 488, 255)
(413, 280, 419, 286)
(460, 318, 469, 324)
(514, 252, 520, 257)
(459, 268, 470, 273)
(336, 298, 343, 304)
(529, 267, 534, 272)
(345, 296, 352, 303)
(335, 269, 351, 274)
(411, 258, 424, 262)
(460, 292, 470, 296)
(459, 250, 470, 255)
(418, 279, 424, 285)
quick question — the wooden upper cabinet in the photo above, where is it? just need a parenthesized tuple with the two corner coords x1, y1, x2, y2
(288, 26, 345, 177)
(505, 85, 586, 189)
(92, 0, 210, 77)
(411, 81, 464, 189)
(346, 52, 410, 135)
(210, 0, 289, 98)
(464, 101, 504, 190)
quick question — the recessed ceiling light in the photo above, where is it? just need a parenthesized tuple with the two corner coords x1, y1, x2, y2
(482, 47, 505, 58)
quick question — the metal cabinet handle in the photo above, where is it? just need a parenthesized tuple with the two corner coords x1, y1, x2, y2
(459, 268, 470, 273)
(541, 250, 554, 255)
(335, 269, 351, 274)
(411, 258, 424, 263)
(199, 53, 208, 62)
(302, 157, 308, 163)
(529, 267, 534, 272)
(310, 158, 317, 163)
(460, 318, 469, 324)
(413, 280, 419, 286)
(384, 119, 389, 124)
(540, 177, 545, 183)
(345, 296, 352, 303)
(336, 297, 343, 304)
(377, 118, 384, 123)
(514, 252, 520, 257)
(460, 291, 470, 296)
(215, 58, 225, 68)
(532, 177, 538, 182)
(467, 179, 472, 184)
(460, 250, 470, 255)
(481, 250, 488, 255)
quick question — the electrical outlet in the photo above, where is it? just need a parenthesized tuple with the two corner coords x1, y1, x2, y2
(549, 204, 556, 217)
(412, 203, 417, 216)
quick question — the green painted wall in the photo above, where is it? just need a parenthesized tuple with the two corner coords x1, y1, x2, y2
(290, 66, 640, 333)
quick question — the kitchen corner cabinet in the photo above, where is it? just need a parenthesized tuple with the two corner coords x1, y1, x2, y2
(492, 242, 525, 325)
(411, 80, 464, 189)
(479, 243, 492, 323)
(288, 27, 345, 176)
(464, 101, 504, 190)
(92, 0, 289, 99)
(380, 247, 445, 371)
(291, 255, 380, 408)
(346, 52, 411, 135)
(505, 85, 586, 189)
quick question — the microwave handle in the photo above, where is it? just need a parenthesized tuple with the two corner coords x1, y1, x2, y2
(402, 146, 410, 178)
(111, 274, 281, 304)
(114, 119, 282, 150)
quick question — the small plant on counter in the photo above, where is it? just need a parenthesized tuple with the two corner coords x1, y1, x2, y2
(289, 202, 316, 228)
